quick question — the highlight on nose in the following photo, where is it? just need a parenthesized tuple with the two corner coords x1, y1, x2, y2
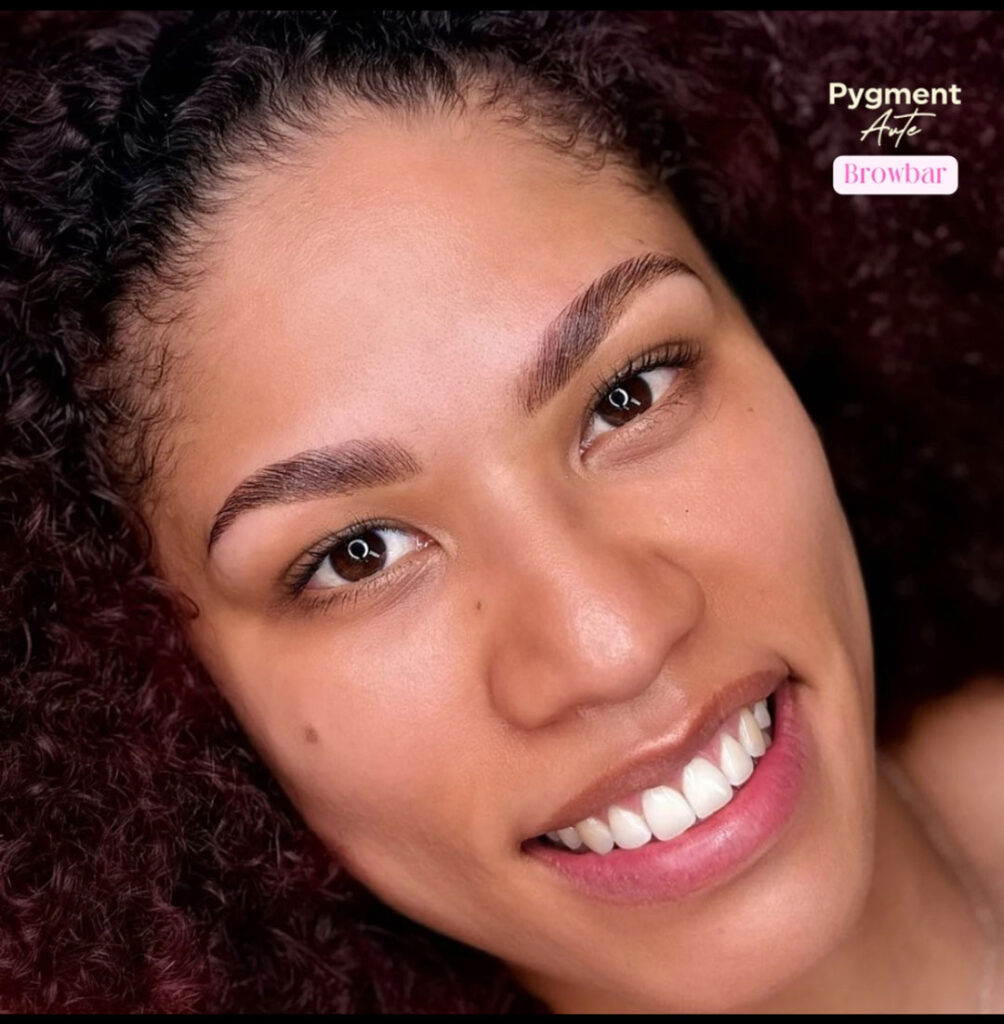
(484, 553, 703, 731)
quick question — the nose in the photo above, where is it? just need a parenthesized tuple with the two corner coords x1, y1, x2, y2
(477, 488, 704, 731)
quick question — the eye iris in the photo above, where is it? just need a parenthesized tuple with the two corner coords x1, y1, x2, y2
(330, 530, 387, 582)
(600, 374, 653, 427)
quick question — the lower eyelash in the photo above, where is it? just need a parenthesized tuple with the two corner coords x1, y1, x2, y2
(299, 578, 372, 614)
(285, 515, 395, 598)
(278, 554, 413, 617)
(282, 339, 704, 616)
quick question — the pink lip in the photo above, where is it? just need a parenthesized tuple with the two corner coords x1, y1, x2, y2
(522, 678, 806, 904)
(527, 667, 789, 837)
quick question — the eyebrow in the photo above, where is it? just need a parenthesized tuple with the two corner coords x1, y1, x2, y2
(206, 251, 696, 555)
(514, 251, 693, 414)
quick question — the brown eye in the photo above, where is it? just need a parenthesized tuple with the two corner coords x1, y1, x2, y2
(329, 530, 387, 582)
(585, 365, 679, 445)
(599, 375, 655, 426)
(306, 526, 419, 590)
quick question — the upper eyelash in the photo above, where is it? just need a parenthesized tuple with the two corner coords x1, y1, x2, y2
(284, 513, 395, 599)
(585, 339, 700, 418)
(284, 338, 703, 613)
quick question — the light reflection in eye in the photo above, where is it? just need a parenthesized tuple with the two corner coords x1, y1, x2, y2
(285, 338, 703, 613)
(584, 364, 680, 445)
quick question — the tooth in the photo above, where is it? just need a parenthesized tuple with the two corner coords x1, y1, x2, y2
(607, 806, 652, 849)
(641, 785, 696, 840)
(546, 831, 562, 843)
(738, 708, 767, 757)
(719, 733, 755, 786)
(753, 699, 771, 729)
(576, 816, 615, 855)
(557, 826, 583, 850)
(682, 756, 734, 818)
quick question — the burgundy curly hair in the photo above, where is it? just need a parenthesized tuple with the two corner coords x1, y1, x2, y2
(1, 9, 1000, 1013)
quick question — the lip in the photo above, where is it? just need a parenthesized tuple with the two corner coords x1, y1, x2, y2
(522, 676, 806, 903)
(526, 666, 789, 837)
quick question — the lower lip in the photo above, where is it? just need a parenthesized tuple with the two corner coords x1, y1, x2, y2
(522, 678, 808, 904)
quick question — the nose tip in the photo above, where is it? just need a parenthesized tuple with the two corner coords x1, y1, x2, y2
(482, 530, 704, 732)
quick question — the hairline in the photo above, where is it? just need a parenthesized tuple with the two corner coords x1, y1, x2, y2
(102, 63, 663, 525)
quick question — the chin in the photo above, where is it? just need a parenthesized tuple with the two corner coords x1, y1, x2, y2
(515, 673, 878, 1013)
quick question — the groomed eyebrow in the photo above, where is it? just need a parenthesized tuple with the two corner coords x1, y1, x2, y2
(206, 250, 697, 556)
(207, 440, 421, 553)
(514, 251, 694, 414)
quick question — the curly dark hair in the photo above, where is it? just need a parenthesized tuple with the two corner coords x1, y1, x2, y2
(1, 9, 1000, 1013)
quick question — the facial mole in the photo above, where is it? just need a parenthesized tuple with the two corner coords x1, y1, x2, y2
(304, 726, 319, 744)
(476, 600, 483, 611)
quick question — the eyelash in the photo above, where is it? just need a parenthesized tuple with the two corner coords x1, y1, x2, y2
(281, 513, 407, 613)
(583, 338, 701, 444)
(283, 338, 703, 615)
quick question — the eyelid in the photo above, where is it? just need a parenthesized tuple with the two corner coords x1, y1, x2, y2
(271, 543, 429, 618)
(579, 338, 703, 450)
(282, 514, 406, 598)
(276, 338, 704, 616)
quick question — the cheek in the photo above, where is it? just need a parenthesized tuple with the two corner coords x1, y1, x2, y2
(262, 618, 517, 938)
(179, 340, 876, 963)
(688, 347, 877, 851)
(694, 350, 872, 688)
(189, 598, 500, 885)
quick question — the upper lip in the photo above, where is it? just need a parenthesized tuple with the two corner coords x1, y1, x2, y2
(526, 666, 789, 839)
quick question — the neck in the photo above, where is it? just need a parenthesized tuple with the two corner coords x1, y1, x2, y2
(737, 760, 987, 1013)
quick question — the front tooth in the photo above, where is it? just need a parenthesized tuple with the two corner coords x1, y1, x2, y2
(641, 785, 696, 840)
(682, 756, 734, 818)
(753, 699, 771, 729)
(607, 806, 652, 849)
(576, 816, 615, 855)
(738, 708, 767, 757)
(557, 826, 583, 850)
(719, 733, 755, 785)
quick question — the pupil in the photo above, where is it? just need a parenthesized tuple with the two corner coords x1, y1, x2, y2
(346, 539, 370, 560)
(601, 375, 652, 427)
(331, 529, 387, 582)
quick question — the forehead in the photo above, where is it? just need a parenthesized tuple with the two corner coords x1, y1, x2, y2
(152, 107, 711, 566)
(184, 107, 678, 343)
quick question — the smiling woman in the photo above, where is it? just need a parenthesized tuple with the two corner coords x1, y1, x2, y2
(1, 9, 1002, 1015)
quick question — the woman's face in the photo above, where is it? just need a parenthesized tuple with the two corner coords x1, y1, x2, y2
(144, 105, 875, 1011)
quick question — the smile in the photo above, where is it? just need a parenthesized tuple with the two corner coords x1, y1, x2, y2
(542, 698, 774, 853)
(523, 672, 808, 903)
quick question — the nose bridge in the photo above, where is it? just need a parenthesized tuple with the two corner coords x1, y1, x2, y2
(474, 468, 702, 731)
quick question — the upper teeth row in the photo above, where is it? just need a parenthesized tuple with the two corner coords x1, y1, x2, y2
(546, 699, 772, 854)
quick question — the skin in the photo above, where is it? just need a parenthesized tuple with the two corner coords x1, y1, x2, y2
(892, 678, 1004, 912)
(140, 101, 997, 1011)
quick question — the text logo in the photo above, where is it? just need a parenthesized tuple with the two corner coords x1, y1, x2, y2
(832, 155, 958, 195)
